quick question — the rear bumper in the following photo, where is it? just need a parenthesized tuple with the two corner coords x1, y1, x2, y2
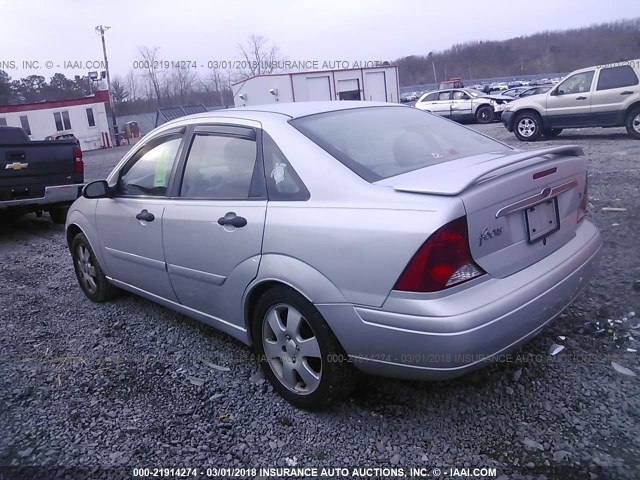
(502, 111, 515, 131)
(317, 220, 602, 381)
(0, 183, 83, 209)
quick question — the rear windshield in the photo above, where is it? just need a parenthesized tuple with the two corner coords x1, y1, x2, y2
(290, 106, 510, 182)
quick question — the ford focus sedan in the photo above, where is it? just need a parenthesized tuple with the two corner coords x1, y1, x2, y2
(66, 102, 602, 408)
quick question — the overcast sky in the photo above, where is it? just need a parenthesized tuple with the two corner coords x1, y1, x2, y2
(2, 0, 639, 81)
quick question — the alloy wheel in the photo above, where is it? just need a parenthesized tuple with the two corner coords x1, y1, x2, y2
(75, 244, 97, 294)
(517, 117, 537, 138)
(262, 303, 322, 394)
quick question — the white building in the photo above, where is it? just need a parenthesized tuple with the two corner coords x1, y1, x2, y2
(0, 90, 112, 151)
(232, 66, 400, 107)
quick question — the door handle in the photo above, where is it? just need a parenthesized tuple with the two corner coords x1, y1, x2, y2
(576, 96, 587, 100)
(217, 212, 247, 228)
(621, 91, 634, 95)
(135, 209, 155, 222)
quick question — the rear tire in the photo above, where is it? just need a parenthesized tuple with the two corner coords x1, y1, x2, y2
(514, 111, 543, 141)
(48, 206, 69, 225)
(625, 107, 640, 139)
(252, 286, 356, 409)
(475, 105, 494, 124)
(543, 128, 563, 138)
(71, 233, 118, 303)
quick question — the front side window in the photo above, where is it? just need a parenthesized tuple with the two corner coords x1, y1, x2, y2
(291, 106, 510, 182)
(20, 116, 31, 135)
(117, 134, 183, 196)
(180, 134, 257, 199)
(452, 90, 469, 100)
(557, 71, 595, 95)
(596, 66, 639, 91)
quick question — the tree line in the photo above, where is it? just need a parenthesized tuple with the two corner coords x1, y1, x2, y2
(1, 20, 639, 114)
(397, 19, 640, 86)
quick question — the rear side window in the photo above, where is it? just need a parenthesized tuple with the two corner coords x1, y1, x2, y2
(263, 132, 309, 201)
(291, 106, 510, 182)
(180, 134, 258, 199)
(421, 93, 438, 102)
(597, 66, 639, 91)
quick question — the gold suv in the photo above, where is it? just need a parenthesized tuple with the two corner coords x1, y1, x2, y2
(502, 59, 640, 141)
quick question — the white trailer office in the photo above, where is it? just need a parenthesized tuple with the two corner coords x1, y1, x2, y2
(232, 66, 400, 107)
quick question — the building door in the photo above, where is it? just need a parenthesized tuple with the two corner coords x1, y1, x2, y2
(364, 71, 387, 101)
(338, 79, 361, 100)
(305, 76, 332, 101)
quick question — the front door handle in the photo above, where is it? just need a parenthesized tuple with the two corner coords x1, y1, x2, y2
(621, 91, 634, 95)
(135, 209, 155, 222)
(576, 96, 587, 100)
(217, 212, 247, 228)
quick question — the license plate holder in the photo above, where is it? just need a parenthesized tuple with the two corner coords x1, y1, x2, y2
(525, 197, 560, 243)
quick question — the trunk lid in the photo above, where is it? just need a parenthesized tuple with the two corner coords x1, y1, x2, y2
(376, 146, 587, 278)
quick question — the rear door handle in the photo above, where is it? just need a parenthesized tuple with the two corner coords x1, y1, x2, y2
(576, 96, 587, 100)
(135, 209, 155, 222)
(621, 91, 634, 95)
(217, 212, 247, 228)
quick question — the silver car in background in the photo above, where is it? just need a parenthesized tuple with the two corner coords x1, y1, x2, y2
(414, 88, 512, 123)
(66, 102, 602, 408)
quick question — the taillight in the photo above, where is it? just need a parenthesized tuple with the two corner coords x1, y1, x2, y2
(394, 217, 485, 293)
(577, 173, 588, 223)
(73, 146, 84, 174)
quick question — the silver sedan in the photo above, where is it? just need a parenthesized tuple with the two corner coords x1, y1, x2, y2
(66, 102, 602, 408)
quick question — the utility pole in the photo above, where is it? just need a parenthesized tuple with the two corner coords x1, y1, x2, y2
(428, 51, 437, 85)
(95, 25, 116, 147)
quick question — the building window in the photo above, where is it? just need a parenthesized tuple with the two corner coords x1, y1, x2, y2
(20, 116, 31, 135)
(86, 108, 96, 127)
(54, 111, 72, 131)
(0, 117, 7, 126)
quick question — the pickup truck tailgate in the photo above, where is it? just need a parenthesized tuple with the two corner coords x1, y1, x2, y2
(0, 140, 82, 202)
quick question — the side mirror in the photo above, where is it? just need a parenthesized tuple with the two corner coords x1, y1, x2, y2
(82, 180, 110, 199)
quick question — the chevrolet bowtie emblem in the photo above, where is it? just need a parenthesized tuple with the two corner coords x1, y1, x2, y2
(5, 162, 28, 170)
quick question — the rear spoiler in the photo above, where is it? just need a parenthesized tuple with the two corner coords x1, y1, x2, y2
(376, 146, 584, 196)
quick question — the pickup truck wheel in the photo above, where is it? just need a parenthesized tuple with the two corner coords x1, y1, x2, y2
(48, 206, 69, 225)
(543, 128, 563, 138)
(71, 233, 118, 303)
(475, 105, 494, 124)
(625, 107, 640, 139)
(252, 286, 356, 409)
(514, 112, 543, 141)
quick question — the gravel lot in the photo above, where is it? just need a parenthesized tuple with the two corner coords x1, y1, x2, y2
(1, 124, 638, 480)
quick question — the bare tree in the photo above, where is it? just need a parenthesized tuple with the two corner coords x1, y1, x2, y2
(202, 68, 226, 105)
(170, 67, 198, 104)
(236, 34, 283, 79)
(138, 46, 164, 106)
(125, 70, 139, 102)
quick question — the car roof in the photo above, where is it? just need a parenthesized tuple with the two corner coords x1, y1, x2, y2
(186, 101, 398, 121)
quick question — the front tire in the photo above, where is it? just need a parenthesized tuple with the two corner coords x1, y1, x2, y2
(475, 105, 494, 124)
(252, 286, 355, 408)
(71, 233, 118, 303)
(625, 107, 640, 139)
(514, 111, 543, 141)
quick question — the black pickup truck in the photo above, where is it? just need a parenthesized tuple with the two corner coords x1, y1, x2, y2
(0, 126, 84, 224)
